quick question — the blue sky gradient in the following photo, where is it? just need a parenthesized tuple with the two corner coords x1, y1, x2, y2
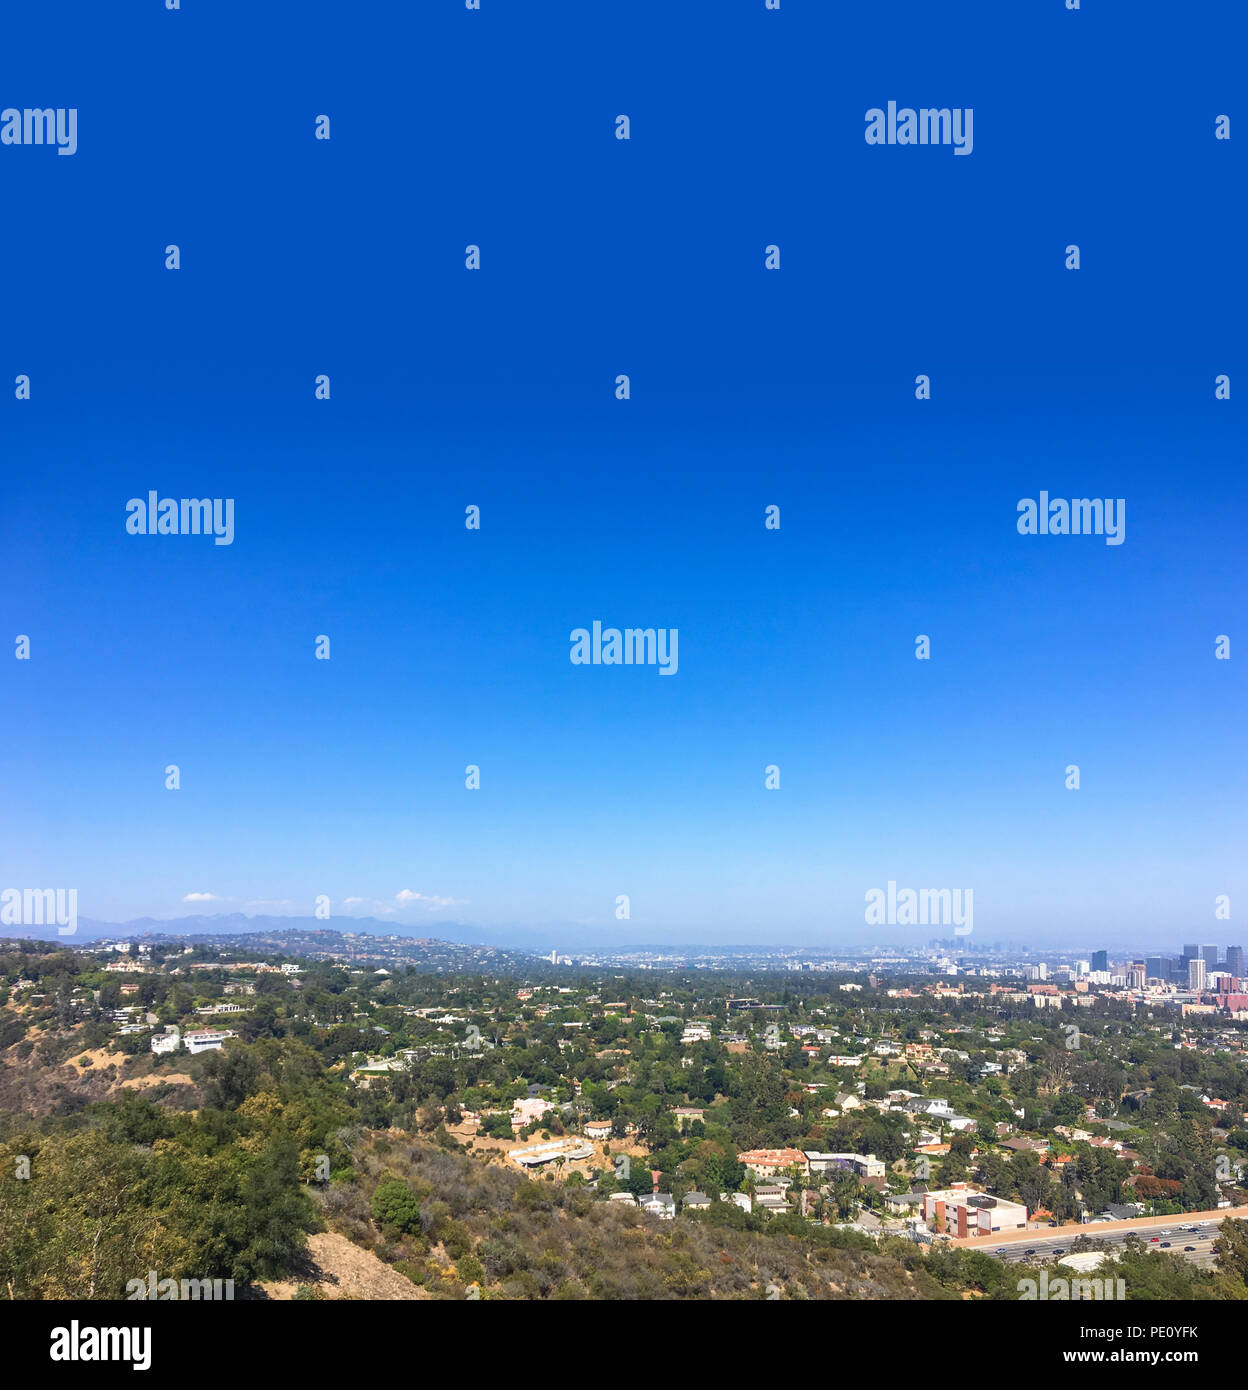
(2, 1, 1245, 948)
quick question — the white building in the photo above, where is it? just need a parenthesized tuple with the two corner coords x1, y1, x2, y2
(510, 1138, 594, 1168)
(906, 1097, 954, 1118)
(183, 1028, 236, 1054)
(923, 1184, 1028, 1237)
(804, 1151, 886, 1179)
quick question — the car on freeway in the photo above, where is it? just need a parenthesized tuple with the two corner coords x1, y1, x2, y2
(1184, 1246, 1196, 1252)
(1160, 1242, 1172, 1248)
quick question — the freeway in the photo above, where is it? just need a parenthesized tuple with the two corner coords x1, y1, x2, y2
(982, 1224, 1220, 1269)
(950, 1204, 1248, 1270)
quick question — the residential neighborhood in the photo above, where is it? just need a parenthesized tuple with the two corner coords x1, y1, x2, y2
(3, 930, 1248, 1306)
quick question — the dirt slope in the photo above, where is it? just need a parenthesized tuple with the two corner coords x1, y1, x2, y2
(259, 1232, 426, 1301)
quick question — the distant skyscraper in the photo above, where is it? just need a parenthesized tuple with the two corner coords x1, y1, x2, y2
(1202, 944, 1220, 966)
(1188, 957, 1208, 992)
(1127, 962, 1146, 989)
(1146, 956, 1165, 981)
(1091, 950, 1109, 973)
(1227, 946, 1244, 980)
(1182, 944, 1199, 964)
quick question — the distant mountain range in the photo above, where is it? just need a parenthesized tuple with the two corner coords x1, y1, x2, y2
(0, 911, 1120, 960)
(0, 912, 842, 960)
(1, 912, 722, 957)
(5, 913, 519, 947)
(0, 914, 564, 974)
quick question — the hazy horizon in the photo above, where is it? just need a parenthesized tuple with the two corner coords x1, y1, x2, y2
(3, 908, 1237, 961)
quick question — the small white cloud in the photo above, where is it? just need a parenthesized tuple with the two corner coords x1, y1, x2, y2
(395, 889, 464, 911)
(183, 892, 220, 903)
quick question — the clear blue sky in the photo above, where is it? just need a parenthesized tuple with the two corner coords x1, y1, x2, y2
(2, 1, 1245, 949)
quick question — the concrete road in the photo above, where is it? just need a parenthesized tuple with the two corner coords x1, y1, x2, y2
(951, 1205, 1248, 1271)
